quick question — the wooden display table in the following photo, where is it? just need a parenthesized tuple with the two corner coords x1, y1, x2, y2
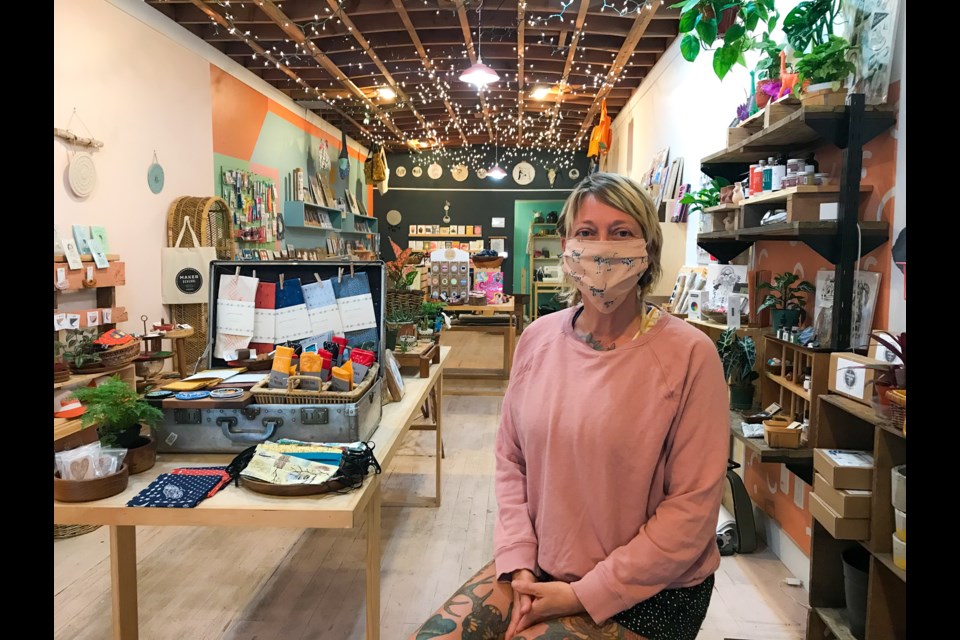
(446, 298, 516, 380)
(54, 347, 450, 640)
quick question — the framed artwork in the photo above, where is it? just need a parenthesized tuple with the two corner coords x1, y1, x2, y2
(489, 236, 507, 254)
(383, 349, 405, 401)
(814, 269, 881, 348)
(344, 191, 360, 215)
(259, 250, 270, 260)
(706, 264, 748, 311)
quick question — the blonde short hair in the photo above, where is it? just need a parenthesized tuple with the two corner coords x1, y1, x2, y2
(556, 172, 663, 306)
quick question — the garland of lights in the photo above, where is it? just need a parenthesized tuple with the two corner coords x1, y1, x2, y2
(207, 1, 653, 164)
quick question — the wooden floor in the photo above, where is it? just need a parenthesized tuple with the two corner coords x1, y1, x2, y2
(54, 332, 808, 640)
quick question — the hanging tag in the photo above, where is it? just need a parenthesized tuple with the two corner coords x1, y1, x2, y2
(280, 273, 285, 290)
(56, 268, 67, 288)
(349, 256, 355, 278)
(86, 267, 94, 281)
(315, 272, 322, 285)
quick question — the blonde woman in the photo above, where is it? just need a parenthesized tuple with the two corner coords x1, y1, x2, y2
(411, 173, 729, 640)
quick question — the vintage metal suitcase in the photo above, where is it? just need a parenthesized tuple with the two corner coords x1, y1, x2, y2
(156, 259, 386, 453)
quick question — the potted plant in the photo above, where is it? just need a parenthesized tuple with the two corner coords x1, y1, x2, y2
(70, 375, 164, 474)
(794, 35, 856, 105)
(673, 0, 779, 80)
(386, 238, 424, 320)
(717, 328, 759, 410)
(865, 331, 906, 418)
(385, 306, 420, 351)
(56, 328, 103, 372)
(753, 36, 783, 109)
(757, 271, 816, 332)
(418, 301, 445, 340)
(679, 176, 730, 216)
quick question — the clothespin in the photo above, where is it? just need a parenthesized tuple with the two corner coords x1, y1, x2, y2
(338, 267, 344, 284)
(279, 273, 285, 290)
(252, 270, 257, 279)
(349, 255, 355, 278)
(314, 272, 323, 286)
(234, 265, 241, 282)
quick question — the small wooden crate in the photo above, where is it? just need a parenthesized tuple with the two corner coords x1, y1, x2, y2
(392, 340, 440, 378)
(801, 88, 848, 107)
(763, 417, 803, 449)
(250, 363, 379, 405)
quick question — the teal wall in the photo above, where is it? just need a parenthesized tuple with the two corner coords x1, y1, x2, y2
(512, 199, 567, 299)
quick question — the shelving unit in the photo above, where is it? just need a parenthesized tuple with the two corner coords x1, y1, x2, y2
(697, 96, 895, 352)
(806, 394, 906, 640)
(284, 200, 342, 230)
(410, 234, 483, 239)
(528, 222, 564, 320)
(761, 334, 832, 439)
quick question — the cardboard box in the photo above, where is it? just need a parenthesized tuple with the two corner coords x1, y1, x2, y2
(809, 492, 870, 540)
(814, 473, 872, 518)
(814, 449, 874, 491)
(828, 352, 886, 405)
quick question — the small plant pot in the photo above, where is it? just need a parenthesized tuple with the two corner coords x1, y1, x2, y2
(125, 433, 158, 475)
(770, 309, 801, 333)
(54, 464, 129, 503)
(729, 384, 755, 410)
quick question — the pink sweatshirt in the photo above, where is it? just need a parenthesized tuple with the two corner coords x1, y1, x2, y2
(494, 306, 729, 624)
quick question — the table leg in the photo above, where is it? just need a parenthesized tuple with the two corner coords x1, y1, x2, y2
(434, 374, 443, 507)
(174, 337, 188, 379)
(366, 487, 382, 640)
(110, 525, 138, 640)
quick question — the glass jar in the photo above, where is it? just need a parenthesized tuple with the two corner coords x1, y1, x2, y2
(787, 158, 804, 174)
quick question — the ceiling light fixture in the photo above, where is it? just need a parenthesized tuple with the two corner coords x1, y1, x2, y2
(377, 86, 397, 101)
(488, 131, 507, 180)
(459, 1, 499, 89)
(531, 86, 550, 100)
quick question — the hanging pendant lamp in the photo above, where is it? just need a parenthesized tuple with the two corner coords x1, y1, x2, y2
(488, 135, 507, 180)
(459, 1, 499, 88)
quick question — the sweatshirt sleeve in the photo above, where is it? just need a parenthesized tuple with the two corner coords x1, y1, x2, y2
(569, 335, 730, 624)
(493, 335, 540, 579)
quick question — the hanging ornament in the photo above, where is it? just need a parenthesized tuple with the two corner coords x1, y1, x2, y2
(147, 151, 165, 194)
(338, 127, 350, 180)
(68, 152, 97, 198)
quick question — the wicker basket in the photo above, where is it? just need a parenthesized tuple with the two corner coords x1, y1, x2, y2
(472, 255, 505, 269)
(54, 524, 102, 539)
(386, 289, 424, 318)
(98, 339, 142, 369)
(887, 389, 906, 433)
(250, 363, 379, 405)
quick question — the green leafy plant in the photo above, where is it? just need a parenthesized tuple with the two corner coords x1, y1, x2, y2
(70, 376, 164, 448)
(753, 34, 783, 81)
(757, 272, 816, 317)
(673, 0, 779, 80)
(386, 237, 417, 290)
(385, 306, 420, 325)
(717, 328, 759, 388)
(55, 329, 103, 368)
(679, 176, 730, 215)
(794, 35, 856, 87)
(783, 0, 841, 52)
(419, 300, 445, 331)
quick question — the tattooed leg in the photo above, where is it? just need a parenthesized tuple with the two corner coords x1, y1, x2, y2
(410, 561, 514, 640)
(513, 614, 646, 640)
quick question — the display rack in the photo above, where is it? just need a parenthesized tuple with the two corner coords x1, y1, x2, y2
(528, 222, 563, 320)
(697, 95, 896, 351)
(806, 394, 905, 640)
(761, 334, 832, 438)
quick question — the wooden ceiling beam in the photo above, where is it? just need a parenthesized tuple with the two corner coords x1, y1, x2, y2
(390, 0, 470, 146)
(253, 0, 405, 143)
(455, 2, 496, 144)
(185, 0, 373, 141)
(576, 3, 658, 146)
(545, 0, 590, 141)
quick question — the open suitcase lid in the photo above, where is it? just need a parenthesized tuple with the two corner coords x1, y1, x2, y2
(205, 260, 386, 374)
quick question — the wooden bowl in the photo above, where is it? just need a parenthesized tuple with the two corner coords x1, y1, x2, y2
(472, 255, 504, 268)
(54, 464, 129, 503)
(126, 434, 158, 475)
(241, 476, 359, 496)
(701, 310, 750, 325)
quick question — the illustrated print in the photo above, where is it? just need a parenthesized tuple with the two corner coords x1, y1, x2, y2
(593, 255, 613, 272)
(568, 248, 584, 262)
(843, 368, 857, 390)
(163, 484, 185, 500)
(589, 285, 606, 298)
(712, 266, 742, 310)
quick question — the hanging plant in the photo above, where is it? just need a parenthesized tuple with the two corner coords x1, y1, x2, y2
(673, 0, 780, 80)
(783, 0, 842, 52)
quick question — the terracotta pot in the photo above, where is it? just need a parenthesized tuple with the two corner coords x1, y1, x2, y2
(125, 433, 158, 475)
(756, 80, 776, 109)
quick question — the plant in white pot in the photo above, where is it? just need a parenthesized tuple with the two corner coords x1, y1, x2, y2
(71, 376, 164, 475)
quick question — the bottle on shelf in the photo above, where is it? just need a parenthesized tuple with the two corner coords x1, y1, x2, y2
(762, 157, 774, 192)
(751, 160, 766, 195)
(771, 156, 786, 191)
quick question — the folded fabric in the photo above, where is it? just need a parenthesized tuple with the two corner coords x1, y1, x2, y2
(214, 273, 259, 360)
(240, 449, 338, 485)
(126, 473, 224, 508)
(171, 466, 232, 498)
(249, 281, 277, 355)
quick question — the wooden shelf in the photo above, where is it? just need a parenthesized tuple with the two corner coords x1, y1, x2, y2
(54, 363, 136, 390)
(531, 235, 562, 239)
(288, 223, 339, 231)
(702, 204, 740, 214)
(729, 411, 812, 464)
(55, 253, 120, 263)
(863, 546, 906, 583)
(533, 257, 558, 261)
(739, 184, 873, 207)
(819, 394, 900, 434)
(697, 221, 889, 264)
(534, 282, 562, 288)
(765, 372, 810, 401)
(701, 105, 897, 166)
(531, 222, 557, 226)
(815, 608, 858, 640)
(353, 213, 377, 220)
(764, 333, 834, 353)
(685, 317, 760, 332)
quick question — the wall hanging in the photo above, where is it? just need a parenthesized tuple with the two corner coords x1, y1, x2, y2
(147, 151, 165, 194)
(55, 110, 103, 199)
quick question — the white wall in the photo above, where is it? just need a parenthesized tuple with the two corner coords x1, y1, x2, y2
(54, 0, 213, 330)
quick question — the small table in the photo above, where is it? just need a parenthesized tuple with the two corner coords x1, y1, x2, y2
(445, 299, 516, 380)
(54, 347, 450, 640)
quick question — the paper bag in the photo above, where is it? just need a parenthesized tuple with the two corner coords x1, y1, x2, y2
(162, 217, 217, 304)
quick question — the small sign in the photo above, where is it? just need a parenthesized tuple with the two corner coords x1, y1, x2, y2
(492, 217, 505, 228)
(176, 268, 204, 294)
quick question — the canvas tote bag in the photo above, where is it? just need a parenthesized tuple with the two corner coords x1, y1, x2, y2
(162, 216, 217, 304)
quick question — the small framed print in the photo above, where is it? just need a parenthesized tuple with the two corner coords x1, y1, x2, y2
(280, 248, 289, 258)
(272, 250, 282, 259)
(432, 225, 441, 234)
(409, 224, 417, 235)
(287, 244, 296, 256)
(241, 249, 253, 260)
(259, 250, 270, 260)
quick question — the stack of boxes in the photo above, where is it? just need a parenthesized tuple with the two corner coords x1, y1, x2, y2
(810, 449, 874, 539)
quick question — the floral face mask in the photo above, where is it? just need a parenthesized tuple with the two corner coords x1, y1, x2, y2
(561, 238, 649, 313)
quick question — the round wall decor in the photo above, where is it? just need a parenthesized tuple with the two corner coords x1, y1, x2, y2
(68, 153, 97, 198)
(428, 163, 443, 179)
(568, 168, 580, 180)
(476, 167, 488, 179)
(386, 209, 402, 232)
(451, 164, 469, 182)
(512, 161, 536, 185)
(147, 152, 165, 194)
(412, 166, 423, 178)
(395, 166, 407, 177)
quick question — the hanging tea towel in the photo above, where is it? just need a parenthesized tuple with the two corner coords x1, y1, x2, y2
(249, 281, 277, 355)
(299, 276, 343, 352)
(274, 277, 314, 343)
(214, 272, 259, 360)
(331, 271, 379, 352)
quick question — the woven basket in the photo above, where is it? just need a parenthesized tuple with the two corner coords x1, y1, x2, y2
(386, 289, 424, 318)
(54, 524, 102, 539)
(887, 389, 906, 433)
(98, 339, 142, 369)
(250, 363, 379, 405)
